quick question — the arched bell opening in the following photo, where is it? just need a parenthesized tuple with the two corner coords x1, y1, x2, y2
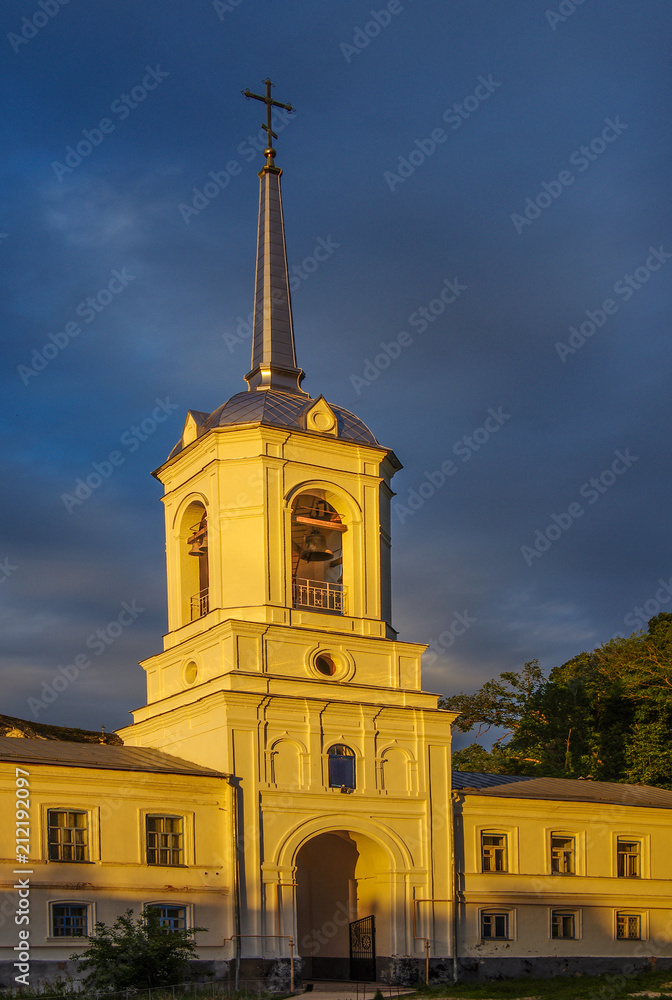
(291, 491, 346, 614)
(179, 500, 209, 624)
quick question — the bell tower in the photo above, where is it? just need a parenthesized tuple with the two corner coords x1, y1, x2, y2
(119, 82, 455, 982)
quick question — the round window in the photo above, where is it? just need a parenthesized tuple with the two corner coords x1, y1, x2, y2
(308, 647, 354, 682)
(315, 654, 336, 676)
(183, 660, 198, 685)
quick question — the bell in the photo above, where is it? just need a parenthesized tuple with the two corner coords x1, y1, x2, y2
(299, 528, 333, 562)
(187, 520, 208, 556)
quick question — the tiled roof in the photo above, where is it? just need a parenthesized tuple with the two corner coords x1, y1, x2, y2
(0, 737, 226, 777)
(453, 771, 672, 809)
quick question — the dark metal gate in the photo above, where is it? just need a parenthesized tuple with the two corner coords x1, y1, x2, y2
(349, 914, 376, 981)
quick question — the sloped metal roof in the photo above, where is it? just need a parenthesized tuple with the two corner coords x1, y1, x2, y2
(453, 770, 672, 809)
(0, 737, 226, 777)
(453, 770, 532, 790)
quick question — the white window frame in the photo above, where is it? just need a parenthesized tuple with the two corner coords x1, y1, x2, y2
(615, 836, 643, 878)
(480, 908, 516, 941)
(615, 910, 647, 941)
(550, 908, 582, 940)
(44, 806, 97, 864)
(480, 831, 508, 873)
(139, 810, 193, 867)
(550, 833, 575, 874)
(144, 813, 186, 867)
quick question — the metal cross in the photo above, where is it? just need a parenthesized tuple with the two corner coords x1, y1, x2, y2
(242, 78, 294, 166)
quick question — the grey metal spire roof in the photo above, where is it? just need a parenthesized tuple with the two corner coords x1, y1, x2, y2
(206, 391, 379, 444)
(244, 165, 306, 395)
(162, 98, 394, 466)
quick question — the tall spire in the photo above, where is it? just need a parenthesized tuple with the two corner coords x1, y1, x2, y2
(242, 79, 306, 395)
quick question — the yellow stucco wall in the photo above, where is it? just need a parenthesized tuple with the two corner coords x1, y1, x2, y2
(454, 790, 672, 962)
(0, 760, 231, 969)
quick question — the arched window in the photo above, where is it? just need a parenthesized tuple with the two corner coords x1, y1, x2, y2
(179, 502, 208, 622)
(327, 744, 355, 789)
(291, 492, 346, 613)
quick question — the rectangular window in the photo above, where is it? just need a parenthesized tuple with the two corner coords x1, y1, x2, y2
(551, 910, 576, 939)
(48, 810, 88, 862)
(481, 833, 507, 872)
(147, 904, 187, 932)
(146, 815, 183, 866)
(327, 745, 356, 789)
(617, 839, 640, 878)
(481, 911, 509, 939)
(52, 903, 88, 937)
(551, 835, 575, 873)
(617, 913, 641, 940)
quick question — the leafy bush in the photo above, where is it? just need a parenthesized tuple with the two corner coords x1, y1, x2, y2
(71, 908, 206, 990)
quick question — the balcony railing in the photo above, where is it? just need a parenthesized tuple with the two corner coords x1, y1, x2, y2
(293, 578, 345, 614)
(190, 588, 209, 621)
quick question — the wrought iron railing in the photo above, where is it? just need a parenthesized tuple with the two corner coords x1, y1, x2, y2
(190, 588, 209, 620)
(293, 578, 345, 613)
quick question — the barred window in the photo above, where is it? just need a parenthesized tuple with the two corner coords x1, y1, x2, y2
(481, 910, 509, 939)
(146, 815, 183, 866)
(617, 839, 640, 878)
(481, 833, 507, 872)
(48, 810, 88, 862)
(551, 910, 576, 939)
(617, 912, 641, 940)
(147, 904, 187, 932)
(551, 835, 574, 874)
(51, 903, 88, 937)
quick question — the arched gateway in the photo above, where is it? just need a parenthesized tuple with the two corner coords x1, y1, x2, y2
(279, 820, 412, 980)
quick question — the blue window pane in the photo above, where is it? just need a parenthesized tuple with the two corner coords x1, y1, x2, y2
(148, 905, 186, 932)
(328, 750, 355, 788)
(52, 904, 87, 937)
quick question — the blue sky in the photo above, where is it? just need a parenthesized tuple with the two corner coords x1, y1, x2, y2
(1, 0, 671, 734)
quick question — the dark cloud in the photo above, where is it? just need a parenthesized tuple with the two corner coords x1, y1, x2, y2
(2, 0, 671, 731)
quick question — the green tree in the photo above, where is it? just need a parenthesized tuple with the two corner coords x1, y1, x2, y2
(444, 614, 672, 788)
(71, 908, 206, 990)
